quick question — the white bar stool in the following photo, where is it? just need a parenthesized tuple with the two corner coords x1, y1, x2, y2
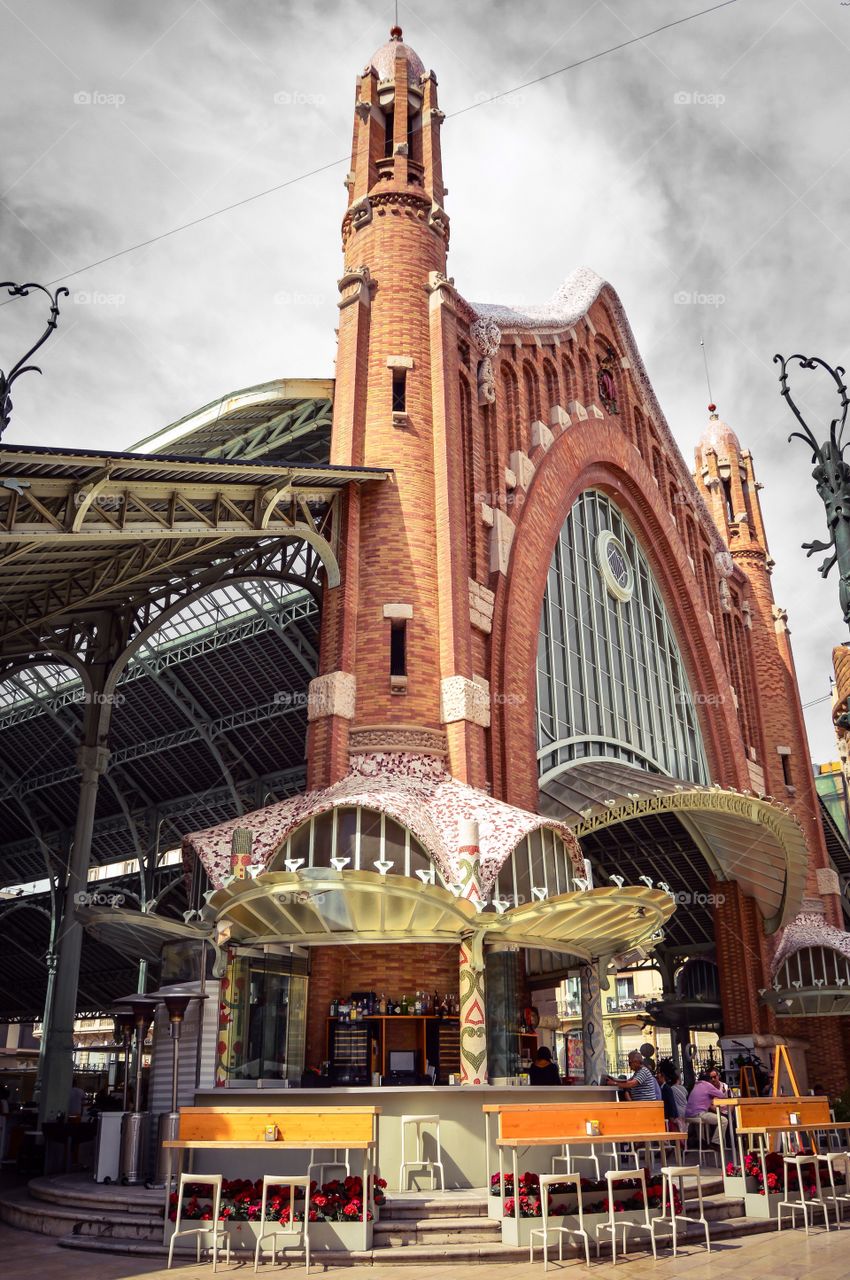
(596, 1168, 653, 1262)
(777, 1153, 831, 1233)
(167, 1172, 231, 1271)
(306, 1150, 350, 1186)
(399, 1113, 445, 1191)
(529, 1172, 590, 1270)
(253, 1175, 311, 1272)
(651, 1165, 710, 1257)
(815, 1152, 850, 1226)
(692, 1115, 720, 1167)
(552, 1142, 617, 1181)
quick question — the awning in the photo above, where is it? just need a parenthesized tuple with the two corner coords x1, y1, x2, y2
(762, 912, 850, 1015)
(76, 906, 210, 963)
(540, 759, 808, 933)
(203, 868, 674, 963)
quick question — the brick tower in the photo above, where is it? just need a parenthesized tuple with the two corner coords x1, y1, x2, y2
(694, 405, 842, 927)
(308, 27, 487, 789)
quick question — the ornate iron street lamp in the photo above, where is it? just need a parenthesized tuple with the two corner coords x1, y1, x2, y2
(775, 352, 850, 627)
(0, 281, 69, 436)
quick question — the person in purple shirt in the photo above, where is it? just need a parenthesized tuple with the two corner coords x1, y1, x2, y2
(685, 1072, 727, 1142)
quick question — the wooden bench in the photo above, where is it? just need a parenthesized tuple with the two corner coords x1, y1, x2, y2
(483, 1101, 685, 1205)
(161, 1106, 381, 1244)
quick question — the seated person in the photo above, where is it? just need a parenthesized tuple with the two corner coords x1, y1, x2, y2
(685, 1072, 728, 1142)
(529, 1046, 561, 1085)
(604, 1050, 657, 1100)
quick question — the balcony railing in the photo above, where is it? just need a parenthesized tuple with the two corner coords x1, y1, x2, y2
(606, 996, 649, 1013)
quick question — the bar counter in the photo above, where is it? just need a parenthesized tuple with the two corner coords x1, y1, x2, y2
(190, 1084, 619, 1188)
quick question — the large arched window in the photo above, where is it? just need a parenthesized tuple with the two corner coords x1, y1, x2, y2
(271, 806, 432, 879)
(537, 489, 709, 783)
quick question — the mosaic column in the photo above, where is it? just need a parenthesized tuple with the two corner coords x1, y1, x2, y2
(456, 817, 482, 905)
(580, 962, 608, 1084)
(459, 937, 488, 1084)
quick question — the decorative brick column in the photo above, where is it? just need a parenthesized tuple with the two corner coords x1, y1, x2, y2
(459, 936, 488, 1085)
(580, 962, 608, 1083)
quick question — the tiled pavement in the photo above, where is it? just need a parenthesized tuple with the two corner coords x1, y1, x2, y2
(0, 1218, 847, 1280)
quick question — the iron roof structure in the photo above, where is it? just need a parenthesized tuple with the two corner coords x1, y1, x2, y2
(0, 380, 389, 1022)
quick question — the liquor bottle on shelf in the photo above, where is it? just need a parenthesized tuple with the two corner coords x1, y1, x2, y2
(401, 993, 409, 1015)
(330, 998, 338, 1019)
(393, 997, 402, 1015)
(378, 992, 387, 1015)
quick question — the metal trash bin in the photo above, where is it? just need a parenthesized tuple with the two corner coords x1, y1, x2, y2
(94, 1111, 126, 1183)
(119, 1110, 149, 1185)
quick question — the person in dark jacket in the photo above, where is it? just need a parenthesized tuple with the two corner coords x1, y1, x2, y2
(529, 1046, 561, 1086)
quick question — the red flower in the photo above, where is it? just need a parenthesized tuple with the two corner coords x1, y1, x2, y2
(342, 1203, 360, 1218)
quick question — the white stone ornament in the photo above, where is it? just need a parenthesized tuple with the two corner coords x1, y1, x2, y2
(469, 316, 501, 356)
(284, 858, 305, 873)
(609, 874, 625, 889)
(416, 867, 436, 885)
(373, 860, 394, 875)
(330, 857, 351, 871)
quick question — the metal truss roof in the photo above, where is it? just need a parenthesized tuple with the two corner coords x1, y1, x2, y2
(0, 383, 365, 1018)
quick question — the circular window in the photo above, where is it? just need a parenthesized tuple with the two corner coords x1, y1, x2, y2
(596, 530, 634, 602)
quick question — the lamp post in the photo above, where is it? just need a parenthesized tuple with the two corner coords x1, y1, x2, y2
(0, 281, 69, 436)
(775, 352, 850, 629)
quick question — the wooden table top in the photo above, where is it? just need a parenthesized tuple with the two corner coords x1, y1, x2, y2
(496, 1132, 687, 1149)
(737, 1122, 850, 1137)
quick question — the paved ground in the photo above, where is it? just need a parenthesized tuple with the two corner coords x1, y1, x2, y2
(0, 1219, 846, 1280)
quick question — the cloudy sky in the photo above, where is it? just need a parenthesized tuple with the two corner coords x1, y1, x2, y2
(1, 0, 849, 762)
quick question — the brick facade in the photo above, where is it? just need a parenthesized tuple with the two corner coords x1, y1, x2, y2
(303, 28, 848, 1090)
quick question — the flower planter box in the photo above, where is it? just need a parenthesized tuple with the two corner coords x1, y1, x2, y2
(742, 1189, 780, 1219)
(168, 1218, 373, 1254)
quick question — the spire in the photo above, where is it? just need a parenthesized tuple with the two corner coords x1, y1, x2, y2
(343, 26, 447, 247)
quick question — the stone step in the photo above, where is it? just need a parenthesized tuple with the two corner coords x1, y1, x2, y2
(28, 1175, 163, 1217)
(381, 1196, 489, 1220)
(0, 1187, 161, 1240)
(375, 1215, 501, 1245)
(54, 1207, 779, 1264)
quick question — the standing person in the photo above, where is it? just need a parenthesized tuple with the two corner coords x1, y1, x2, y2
(685, 1072, 727, 1143)
(67, 1081, 85, 1121)
(529, 1046, 561, 1086)
(605, 1051, 657, 1100)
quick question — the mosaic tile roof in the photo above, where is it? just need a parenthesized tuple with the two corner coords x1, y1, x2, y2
(184, 752, 583, 890)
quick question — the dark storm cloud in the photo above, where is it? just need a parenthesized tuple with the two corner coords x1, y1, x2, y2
(1, 0, 849, 759)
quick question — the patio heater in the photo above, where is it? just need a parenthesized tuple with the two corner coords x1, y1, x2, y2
(153, 992, 205, 1187)
(118, 996, 157, 1184)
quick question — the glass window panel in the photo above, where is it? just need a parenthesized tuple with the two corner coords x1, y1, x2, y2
(536, 488, 708, 784)
(311, 811, 333, 866)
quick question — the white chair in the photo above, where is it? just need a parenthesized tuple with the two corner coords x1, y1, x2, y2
(306, 1149, 350, 1187)
(167, 1172, 231, 1272)
(651, 1165, 710, 1258)
(777, 1153, 831, 1234)
(253, 1175, 311, 1272)
(529, 1172, 590, 1271)
(596, 1167, 653, 1262)
(399, 1113, 444, 1191)
(815, 1152, 850, 1227)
